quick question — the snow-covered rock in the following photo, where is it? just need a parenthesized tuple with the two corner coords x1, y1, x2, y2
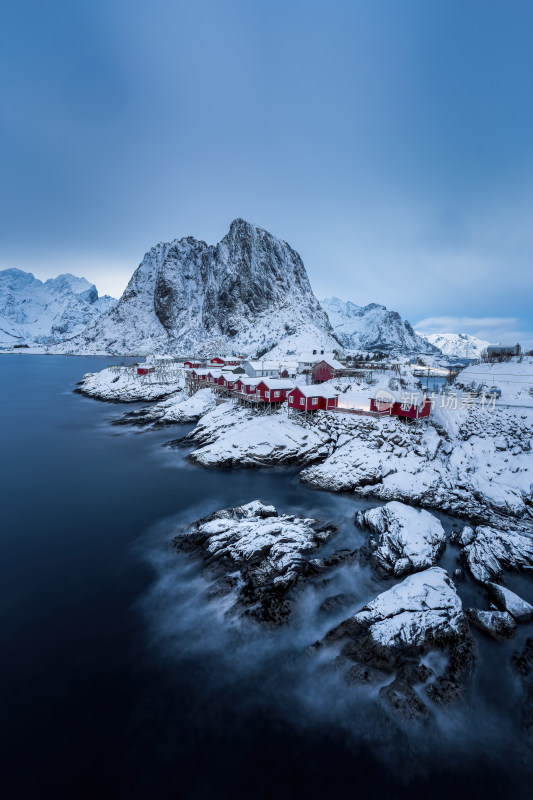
(77, 365, 185, 402)
(356, 501, 446, 577)
(315, 567, 474, 712)
(57, 219, 335, 357)
(319, 567, 465, 666)
(466, 608, 517, 639)
(187, 403, 333, 468)
(452, 525, 533, 584)
(301, 405, 533, 520)
(174, 500, 338, 626)
(486, 583, 533, 622)
(0, 268, 115, 347)
(417, 332, 491, 360)
(114, 387, 216, 426)
(322, 296, 438, 355)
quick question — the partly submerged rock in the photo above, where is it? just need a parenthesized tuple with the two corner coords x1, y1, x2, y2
(174, 500, 337, 627)
(454, 525, 533, 583)
(486, 582, 533, 622)
(317, 567, 465, 670)
(356, 501, 446, 577)
(313, 567, 474, 716)
(466, 608, 517, 640)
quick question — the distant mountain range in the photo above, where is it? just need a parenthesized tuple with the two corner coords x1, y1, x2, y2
(0, 269, 115, 347)
(321, 297, 438, 356)
(1, 221, 487, 359)
(416, 332, 491, 359)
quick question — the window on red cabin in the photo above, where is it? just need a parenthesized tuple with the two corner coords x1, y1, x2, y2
(312, 397, 318, 405)
(300, 398, 305, 406)
(289, 396, 293, 403)
(274, 390, 280, 398)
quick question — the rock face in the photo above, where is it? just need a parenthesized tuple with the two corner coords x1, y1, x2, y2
(59, 219, 337, 356)
(315, 567, 474, 714)
(301, 405, 533, 521)
(356, 501, 446, 577)
(0, 268, 115, 347)
(321, 296, 438, 355)
(187, 403, 333, 468)
(451, 525, 533, 584)
(486, 583, 533, 622)
(77, 366, 185, 403)
(466, 608, 517, 639)
(417, 332, 491, 359)
(115, 387, 216, 427)
(174, 501, 338, 626)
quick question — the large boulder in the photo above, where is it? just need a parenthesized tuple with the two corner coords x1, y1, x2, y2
(451, 525, 533, 583)
(318, 567, 466, 669)
(314, 567, 475, 716)
(487, 583, 533, 622)
(466, 608, 517, 640)
(174, 500, 338, 626)
(356, 501, 446, 577)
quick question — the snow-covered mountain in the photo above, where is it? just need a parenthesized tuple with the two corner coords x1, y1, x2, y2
(417, 332, 491, 359)
(0, 269, 116, 347)
(57, 219, 339, 356)
(321, 297, 439, 355)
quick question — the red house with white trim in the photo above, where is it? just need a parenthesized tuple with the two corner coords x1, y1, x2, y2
(137, 366, 155, 376)
(234, 377, 262, 395)
(288, 385, 339, 412)
(255, 378, 295, 404)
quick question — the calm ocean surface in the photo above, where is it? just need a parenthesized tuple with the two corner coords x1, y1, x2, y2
(1, 356, 531, 799)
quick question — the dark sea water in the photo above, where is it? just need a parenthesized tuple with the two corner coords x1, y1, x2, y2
(1, 355, 532, 800)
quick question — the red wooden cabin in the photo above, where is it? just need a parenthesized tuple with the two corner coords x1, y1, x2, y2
(255, 378, 295, 404)
(288, 385, 339, 412)
(137, 366, 155, 375)
(192, 369, 210, 383)
(184, 361, 200, 369)
(370, 394, 431, 419)
(210, 357, 225, 365)
(235, 377, 262, 395)
(312, 359, 345, 383)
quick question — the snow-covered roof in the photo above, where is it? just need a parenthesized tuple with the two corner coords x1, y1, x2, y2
(259, 377, 296, 390)
(244, 360, 280, 370)
(238, 376, 263, 386)
(291, 384, 339, 398)
(313, 357, 345, 370)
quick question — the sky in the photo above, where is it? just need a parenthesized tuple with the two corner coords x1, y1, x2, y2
(1, 0, 532, 347)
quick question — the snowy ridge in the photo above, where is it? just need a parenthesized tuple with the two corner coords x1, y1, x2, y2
(417, 332, 491, 359)
(322, 296, 438, 355)
(0, 268, 116, 347)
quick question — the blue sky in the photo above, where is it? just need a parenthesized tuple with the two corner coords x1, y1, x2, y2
(1, 0, 532, 346)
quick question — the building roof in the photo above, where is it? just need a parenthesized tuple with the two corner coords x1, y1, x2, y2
(313, 358, 345, 370)
(243, 360, 280, 370)
(258, 377, 296, 390)
(291, 384, 339, 398)
(237, 376, 263, 386)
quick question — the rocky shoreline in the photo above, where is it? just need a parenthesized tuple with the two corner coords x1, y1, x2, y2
(77, 363, 533, 728)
